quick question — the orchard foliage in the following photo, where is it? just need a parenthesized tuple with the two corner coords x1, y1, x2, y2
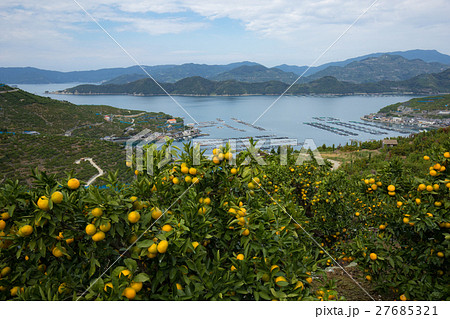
(0, 137, 448, 301)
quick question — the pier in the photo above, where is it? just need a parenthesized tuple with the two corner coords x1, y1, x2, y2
(231, 118, 266, 131)
(351, 121, 414, 134)
(304, 122, 358, 136)
(329, 121, 387, 135)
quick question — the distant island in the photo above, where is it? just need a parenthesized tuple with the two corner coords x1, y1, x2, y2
(55, 68, 450, 97)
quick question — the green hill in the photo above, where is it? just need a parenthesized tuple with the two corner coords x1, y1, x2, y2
(211, 65, 298, 84)
(306, 55, 449, 83)
(0, 88, 180, 138)
(0, 88, 182, 184)
(60, 68, 450, 96)
(379, 94, 450, 114)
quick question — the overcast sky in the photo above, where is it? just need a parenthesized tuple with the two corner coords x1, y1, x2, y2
(1, 0, 449, 71)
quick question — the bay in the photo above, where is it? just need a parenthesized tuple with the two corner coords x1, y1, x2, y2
(16, 83, 420, 148)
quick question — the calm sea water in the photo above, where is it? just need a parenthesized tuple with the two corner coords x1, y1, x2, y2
(17, 83, 420, 147)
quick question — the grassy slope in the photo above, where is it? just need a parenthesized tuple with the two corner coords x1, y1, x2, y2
(379, 94, 450, 114)
(0, 88, 182, 139)
(323, 127, 450, 176)
(0, 88, 181, 185)
(0, 129, 129, 185)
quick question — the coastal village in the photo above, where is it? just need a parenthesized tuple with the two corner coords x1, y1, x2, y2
(361, 95, 450, 129)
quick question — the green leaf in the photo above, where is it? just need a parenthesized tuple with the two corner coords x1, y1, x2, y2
(136, 239, 153, 248)
(134, 273, 150, 283)
(89, 257, 98, 277)
(276, 280, 289, 287)
(387, 257, 395, 268)
(124, 258, 137, 272)
(259, 291, 271, 300)
(7, 204, 16, 216)
(169, 268, 177, 281)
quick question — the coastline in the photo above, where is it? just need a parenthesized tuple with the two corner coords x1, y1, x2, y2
(50, 91, 424, 97)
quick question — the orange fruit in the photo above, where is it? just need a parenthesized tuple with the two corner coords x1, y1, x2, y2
(19, 225, 33, 237)
(67, 178, 80, 190)
(294, 281, 304, 290)
(151, 207, 162, 219)
(128, 211, 140, 223)
(85, 224, 96, 236)
(1, 266, 11, 277)
(91, 207, 103, 217)
(99, 222, 111, 232)
(224, 152, 232, 160)
(181, 166, 189, 174)
(52, 247, 65, 258)
(122, 287, 136, 299)
(236, 253, 244, 260)
(104, 283, 113, 292)
(148, 243, 158, 254)
(130, 282, 143, 293)
(161, 224, 173, 232)
(157, 240, 169, 253)
(387, 185, 395, 192)
(92, 231, 105, 242)
(51, 191, 63, 204)
(119, 270, 132, 278)
(37, 196, 50, 211)
(369, 253, 377, 260)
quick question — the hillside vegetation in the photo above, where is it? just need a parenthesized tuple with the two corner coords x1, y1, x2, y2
(307, 55, 449, 83)
(0, 128, 448, 301)
(379, 94, 450, 114)
(60, 68, 450, 96)
(0, 88, 178, 138)
(0, 87, 180, 185)
(3, 49, 450, 84)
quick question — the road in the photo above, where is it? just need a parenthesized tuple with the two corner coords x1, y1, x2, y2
(65, 122, 103, 136)
(328, 159, 341, 170)
(0, 89, 19, 94)
(74, 157, 104, 186)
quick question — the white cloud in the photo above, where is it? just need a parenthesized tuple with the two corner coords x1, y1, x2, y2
(2, 0, 450, 38)
(0, 0, 449, 69)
